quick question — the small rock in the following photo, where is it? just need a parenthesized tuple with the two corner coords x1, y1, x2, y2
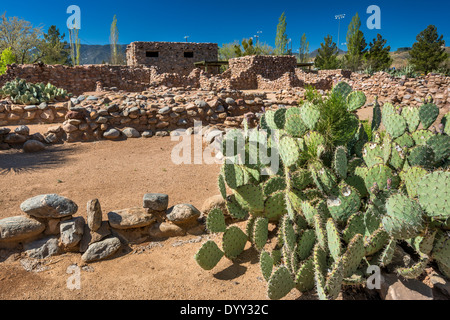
(24, 236, 61, 259)
(166, 204, 201, 228)
(20, 194, 78, 218)
(87, 199, 102, 232)
(0, 216, 45, 242)
(122, 127, 141, 138)
(225, 98, 235, 105)
(103, 128, 121, 140)
(108, 208, 157, 230)
(148, 222, 186, 238)
(379, 273, 433, 300)
(155, 131, 169, 137)
(81, 237, 122, 263)
(59, 217, 85, 249)
(158, 106, 171, 115)
(4, 133, 27, 144)
(142, 130, 153, 138)
(143, 193, 169, 212)
(14, 125, 30, 136)
(201, 195, 227, 216)
(79, 221, 111, 253)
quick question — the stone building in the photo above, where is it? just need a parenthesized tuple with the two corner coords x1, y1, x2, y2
(126, 41, 218, 75)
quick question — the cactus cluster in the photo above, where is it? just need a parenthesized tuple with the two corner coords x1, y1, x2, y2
(195, 81, 450, 300)
(0, 78, 70, 105)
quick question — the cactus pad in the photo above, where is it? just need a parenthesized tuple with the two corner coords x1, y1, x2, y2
(327, 183, 361, 223)
(383, 114, 407, 138)
(206, 208, 227, 233)
(347, 91, 366, 112)
(419, 103, 439, 129)
(300, 102, 321, 130)
(295, 258, 315, 292)
(296, 229, 316, 261)
(279, 135, 300, 167)
(382, 193, 424, 240)
(400, 166, 428, 198)
(235, 184, 265, 213)
(401, 106, 420, 132)
(426, 135, 450, 162)
(417, 171, 450, 218)
(267, 265, 295, 300)
(284, 107, 308, 137)
(332, 81, 352, 99)
(260, 250, 274, 281)
(195, 240, 224, 270)
(222, 226, 248, 259)
(253, 217, 269, 251)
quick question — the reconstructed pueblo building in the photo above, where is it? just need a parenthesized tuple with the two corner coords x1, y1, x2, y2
(126, 41, 219, 75)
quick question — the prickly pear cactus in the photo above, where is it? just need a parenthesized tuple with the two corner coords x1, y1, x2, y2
(195, 81, 450, 300)
(0, 78, 70, 105)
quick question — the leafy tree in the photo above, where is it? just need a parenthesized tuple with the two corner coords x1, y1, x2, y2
(409, 25, 447, 74)
(343, 13, 367, 71)
(0, 47, 16, 74)
(364, 33, 392, 71)
(298, 33, 309, 63)
(219, 41, 240, 60)
(39, 26, 70, 65)
(314, 35, 339, 70)
(0, 12, 43, 64)
(275, 12, 288, 55)
(219, 39, 273, 60)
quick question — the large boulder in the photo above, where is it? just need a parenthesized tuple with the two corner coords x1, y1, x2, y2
(107, 208, 157, 230)
(0, 216, 45, 242)
(23, 140, 46, 153)
(81, 237, 122, 263)
(20, 194, 78, 219)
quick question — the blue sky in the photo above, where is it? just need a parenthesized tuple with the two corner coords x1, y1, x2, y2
(1, 0, 449, 52)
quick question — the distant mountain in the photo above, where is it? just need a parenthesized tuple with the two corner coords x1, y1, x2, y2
(79, 44, 128, 65)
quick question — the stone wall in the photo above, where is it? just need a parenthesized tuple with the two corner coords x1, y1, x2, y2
(0, 63, 153, 96)
(126, 42, 219, 75)
(222, 55, 298, 90)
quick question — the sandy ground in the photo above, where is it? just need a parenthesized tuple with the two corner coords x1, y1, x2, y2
(0, 105, 440, 301)
(0, 131, 293, 300)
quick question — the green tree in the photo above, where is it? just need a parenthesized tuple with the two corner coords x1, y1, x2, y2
(69, 27, 81, 66)
(409, 25, 447, 74)
(219, 39, 274, 60)
(0, 12, 43, 64)
(39, 26, 70, 65)
(0, 47, 16, 74)
(298, 33, 309, 63)
(343, 13, 367, 71)
(314, 35, 339, 70)
(364, 34, 392, 71)
(110, 15, 125, 65)
(275, 12, 288, 55)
